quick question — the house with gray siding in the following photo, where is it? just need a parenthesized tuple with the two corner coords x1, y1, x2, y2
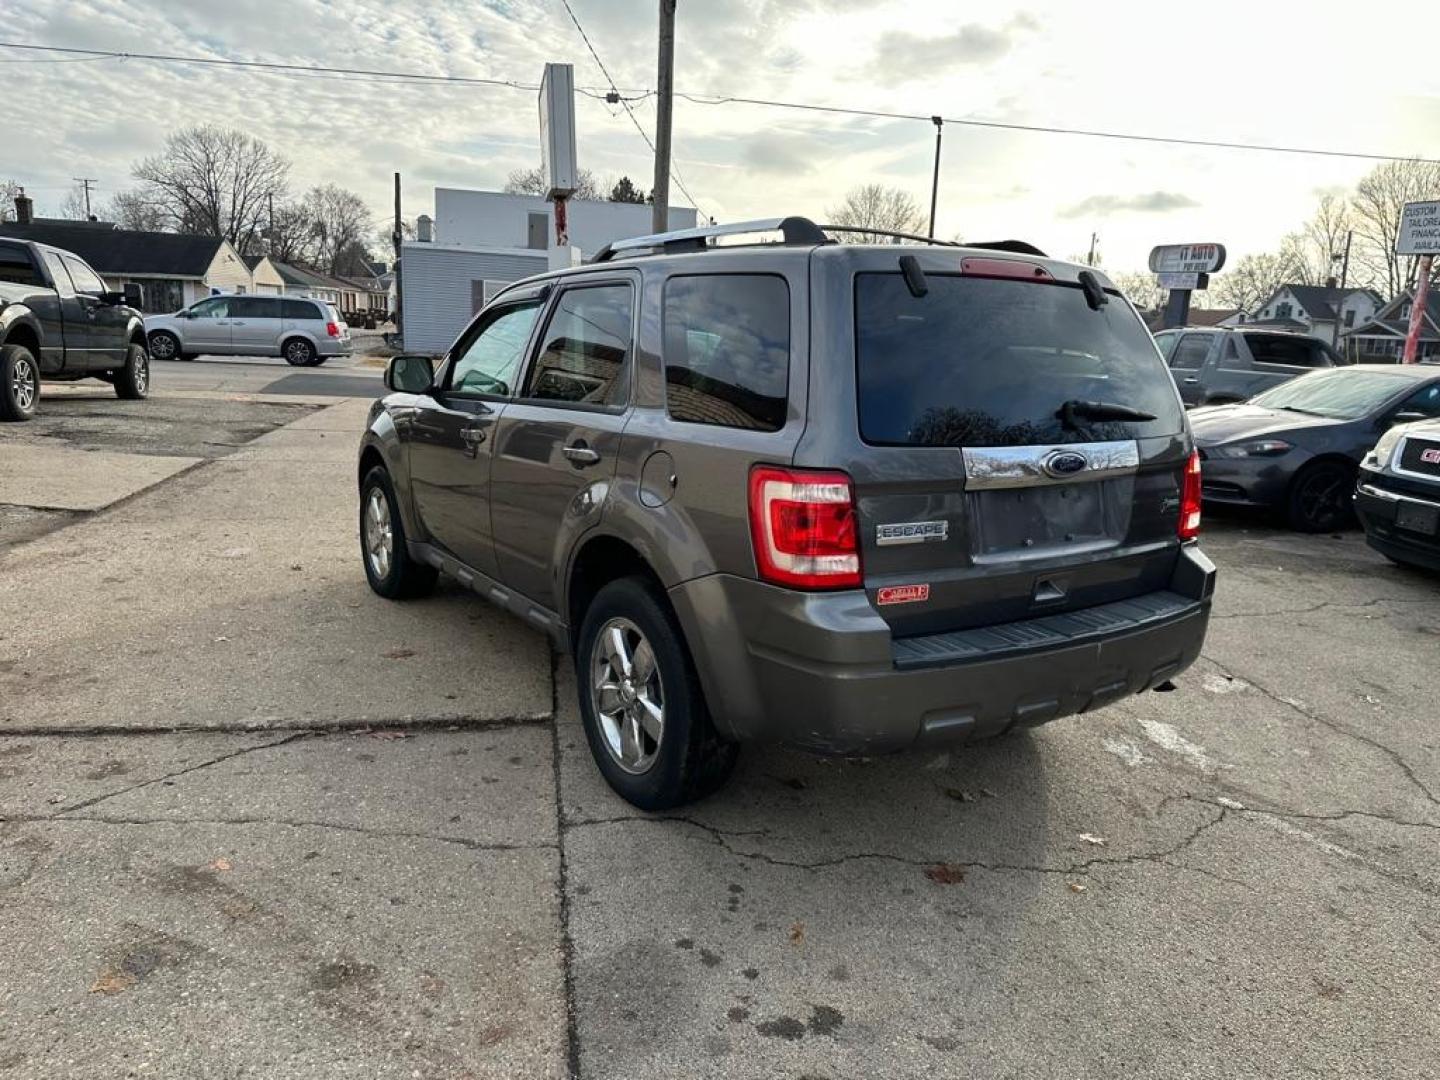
(397, 186, 697, 354)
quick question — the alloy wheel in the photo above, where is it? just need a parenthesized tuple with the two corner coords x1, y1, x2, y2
(150, 334, 175, 359)
(12, 355, 36, 413)
(133, 355, 149, 394)
(590, 617, 664, 774)
(364, 487, 393, 580)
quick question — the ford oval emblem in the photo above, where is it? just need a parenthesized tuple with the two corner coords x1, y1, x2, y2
(1044, 450, 1089, 478)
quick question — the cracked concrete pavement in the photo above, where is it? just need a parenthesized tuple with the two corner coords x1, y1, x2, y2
(3, 391, 1439, 1077)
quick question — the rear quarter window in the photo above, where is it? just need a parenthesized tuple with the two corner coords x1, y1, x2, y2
(281, 299, 321, 320)
(662, 274, 789, 431)
(856, 273, 1185, 447)
(0, 242, 44, 286)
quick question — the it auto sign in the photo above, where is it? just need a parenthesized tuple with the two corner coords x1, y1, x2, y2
(1396, 201, 1440, 256)
(1148, 243, 1227, 275)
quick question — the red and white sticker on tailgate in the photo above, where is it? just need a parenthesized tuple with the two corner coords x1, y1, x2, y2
(876, 584, 930, 605)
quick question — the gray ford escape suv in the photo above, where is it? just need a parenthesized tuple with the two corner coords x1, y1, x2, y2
(357, 217, 1215, 809)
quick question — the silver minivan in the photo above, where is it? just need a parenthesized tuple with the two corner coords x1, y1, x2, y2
(145, 295, 352, 366)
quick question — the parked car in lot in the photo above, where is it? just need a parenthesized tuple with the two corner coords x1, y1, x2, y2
(0, 237, 149, 421)
(357, 217, 1215, 809)
(1191, 365, 1440, 531)
(1356, 417, 1440, 571)
(1153, 326, 1347, 407)
(145, 295, 351, 366)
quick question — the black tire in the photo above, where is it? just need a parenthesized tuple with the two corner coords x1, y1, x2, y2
(1285, 460, 1356, 532)
(575, 576, 739, 810)
(147, 330, 181, 361)
(283, 337, 316, 367)
(1, 343, 40, 421)
(306, 355, 327, 368)
(359, 465, 438, 599)
(114, 342, 150, 400)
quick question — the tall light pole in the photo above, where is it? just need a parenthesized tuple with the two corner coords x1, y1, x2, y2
(927, 117, 943, 239)
(651, 0, 676, 234)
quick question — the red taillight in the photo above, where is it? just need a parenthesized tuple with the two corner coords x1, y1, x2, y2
(1179, 450, 1202, 540)
(326, 321, 340, 338)
(748, 466, 861, 590)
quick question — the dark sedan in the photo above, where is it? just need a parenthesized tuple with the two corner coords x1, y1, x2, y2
(1355, 417, 1440, 570)
(1190, 365, 1440, 531)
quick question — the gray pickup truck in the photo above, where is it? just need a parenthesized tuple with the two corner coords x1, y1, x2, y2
(0, 237, 150, 420)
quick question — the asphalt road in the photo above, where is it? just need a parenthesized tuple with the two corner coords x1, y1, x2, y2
(149, 352, 387, 398)
(2, 391, 1437, 1078)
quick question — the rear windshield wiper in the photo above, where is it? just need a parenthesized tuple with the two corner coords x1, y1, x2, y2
(1057, 399, 1156, 429)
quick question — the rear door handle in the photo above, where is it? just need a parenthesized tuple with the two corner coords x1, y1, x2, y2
(563, 442, 601, 466)
(1183, 377, 1200, 384)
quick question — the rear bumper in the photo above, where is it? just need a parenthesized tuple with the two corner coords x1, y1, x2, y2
(317, 337, 353, 356)
(1355, 477, 1440, 572)
(668, 544, 1216, 754)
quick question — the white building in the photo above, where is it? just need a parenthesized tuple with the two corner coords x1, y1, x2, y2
(399, 187, 698, 354)
(1247, 284, 1383, 345)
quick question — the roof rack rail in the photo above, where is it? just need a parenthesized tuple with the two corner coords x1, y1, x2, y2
(588, 216, 1048, 262)
(590, 216, 828, 263)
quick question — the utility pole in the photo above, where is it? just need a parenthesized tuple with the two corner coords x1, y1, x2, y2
(1331, 229, 1352, 350)
(927, 117, 943, 239)
(392, 172, 404, 336)
(73, 177, 96, 219)
(651, 0, 676, 234)
(1087, 232, 1098, 267)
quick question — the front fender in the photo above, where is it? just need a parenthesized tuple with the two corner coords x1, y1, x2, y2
(360, 402, 423, 540)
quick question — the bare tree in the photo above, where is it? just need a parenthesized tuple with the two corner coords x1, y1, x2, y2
(264, 201, 319, 265)
(302, 184, 373, 276)
(133, 125, 290, 249)
(105, 190, 168, 231)
(1, 179, 23, 221)
(825, 184, 925, 242)
(1350, 158, 1440, 299)
(1209, 250, 1302, 314)
(1287, 194, 1354, 286)
(504, 166, 603, 201)
(1110, 270, 1165, 312)
(58, 183, 92, 221)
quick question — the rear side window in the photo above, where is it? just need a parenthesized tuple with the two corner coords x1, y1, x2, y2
(281, 299, 320, 320)
(856, 273, 1185, 447)
(1246, 334, 1326, 368)
(0, 242, 43, 286)
(524, 283, 633, 406)
(1169, 333, 1210, 370)
(663, 274, 789, 431)
(233, 296, 282, 319)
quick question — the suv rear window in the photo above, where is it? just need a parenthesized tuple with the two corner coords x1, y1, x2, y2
(856, 273, 1184, 447)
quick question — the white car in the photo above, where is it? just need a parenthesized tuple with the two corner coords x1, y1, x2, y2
(145, 295, 352, 366)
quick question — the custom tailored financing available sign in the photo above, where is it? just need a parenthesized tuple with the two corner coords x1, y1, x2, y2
(1396, 201, 1440, 255)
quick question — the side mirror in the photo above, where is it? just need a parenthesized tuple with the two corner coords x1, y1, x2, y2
(122, 282, 144, 308)
(1391, 410, 1429, 426)
(385, 354, 435, 394)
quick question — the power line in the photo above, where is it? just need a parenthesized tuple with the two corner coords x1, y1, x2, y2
(2, 39, 1437, 166)
(552, 2, 704, 212)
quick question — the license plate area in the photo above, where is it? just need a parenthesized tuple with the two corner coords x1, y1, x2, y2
(1395, 501, 1439, 536)
(969, 477, 1134, 559)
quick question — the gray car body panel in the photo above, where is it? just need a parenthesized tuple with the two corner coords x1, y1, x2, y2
(362, 239, 1216, 751)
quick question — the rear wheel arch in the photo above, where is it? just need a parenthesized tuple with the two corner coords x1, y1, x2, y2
(566, 534, 667, 638)
(2, 321, 41, 358)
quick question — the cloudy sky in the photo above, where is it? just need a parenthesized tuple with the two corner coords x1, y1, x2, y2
(4, 0, 1437, 273)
